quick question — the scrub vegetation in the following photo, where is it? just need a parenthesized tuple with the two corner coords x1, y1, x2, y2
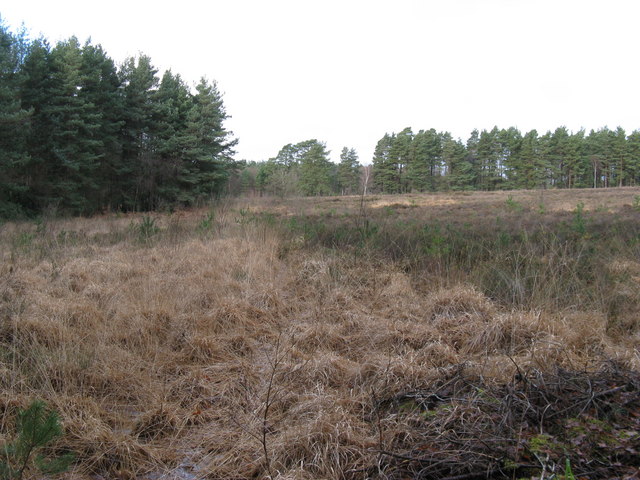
(1, 188, 639, 479)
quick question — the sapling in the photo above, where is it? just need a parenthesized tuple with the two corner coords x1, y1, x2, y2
(1, 400, 73, 480)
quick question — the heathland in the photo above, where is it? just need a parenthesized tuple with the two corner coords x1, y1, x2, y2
(1, 188, 639, 479)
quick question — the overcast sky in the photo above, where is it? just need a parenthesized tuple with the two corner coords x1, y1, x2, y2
(2, 0, 639, 163)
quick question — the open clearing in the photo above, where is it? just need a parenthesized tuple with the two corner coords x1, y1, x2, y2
(1, 188, 639, 479)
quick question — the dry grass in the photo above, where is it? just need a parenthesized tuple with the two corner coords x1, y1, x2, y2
(1, 188, 639, 479)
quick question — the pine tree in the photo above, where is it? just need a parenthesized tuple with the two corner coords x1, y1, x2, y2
(497, 127, 522, 189)
(476, 127, 502, 190)
(627, 130, 640, 186)
(465, 129, 481, 189)
(118, 55, 159, 210)
(298, 140, 333, 196)
(152, 70, 194, 205)
(567, 130, 588, 188)
(388, 127, 413, 193)
(0, 20, 32, 217)
(610, 127, 628, 187)
(442, 134, 473, 190)
(408, 129, 441, 191)
(182, 78, 238, 202)
(43, 37, 105, 214)
(337, 147, 361, 195)
(79, 41, 124, 210)
(19, 38, 54, 211)
(372, 133, 395, 193)
(585, 128, 611, 188)
(517, 130, 549, 189)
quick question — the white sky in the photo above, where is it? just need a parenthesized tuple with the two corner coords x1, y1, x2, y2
(2, 0, 639, 164)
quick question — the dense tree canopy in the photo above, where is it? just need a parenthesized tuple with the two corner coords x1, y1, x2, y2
(368, 126, 640, 194)
(2, 20, 639, 215)
(239, 125, 640, 199)
(0, 20, 236, 217)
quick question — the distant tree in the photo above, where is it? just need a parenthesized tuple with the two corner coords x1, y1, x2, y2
(546, 126, 570, 187)
(337, 147, 361, 195)
(372, 133, 395, 193)
(610, 127, 628, 187)
(585, 128, 611, 188)
(518, 130, 551, 189)
(19, 37, 105, 214)
(408, 128, 441, 191)
(256, 159, 299, 197)
(388, 127, 413, 192)
(476, 127, 502, 190)
(298, 140, 333, 196)
(442, 134, 473, 190)
(627, 130, 640, 186)
(567, 130, 589, 188)
(256, 142, 309, 197)
(465, 129, 481, 189)
(497, 127, 522, 188)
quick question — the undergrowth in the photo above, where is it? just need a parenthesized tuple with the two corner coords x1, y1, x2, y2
(282, 201, 640, 324)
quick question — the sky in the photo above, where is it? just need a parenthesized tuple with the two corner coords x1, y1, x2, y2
(2, 0, 639, 164)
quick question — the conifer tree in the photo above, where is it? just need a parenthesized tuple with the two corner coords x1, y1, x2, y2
(465, 129, 481, 189)
(337, 147, 361, 195)
(518, 130, 548, 189)
(20, 38, 54, 211)
(476, 127, 502, 190)
(298, 141, 333, 196)
(0, 20, 31, 217)
(497, 127, 522, 188)
(372, 133, 395, 193)
(79, 42, 124, 209)
(610, 127, 628, 187)
(119, 55, 159, 210)
(48, 37, 104, 213)
(408, 129, 441, 191)
(386, 128, 413, 193)
(627, 130, 640, 186)
(442, 134, 473, 190)
(152, 70, 194, 204)
(182, 78, 238, 201)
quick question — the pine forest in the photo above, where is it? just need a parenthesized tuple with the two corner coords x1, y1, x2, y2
(2, 21, 640, 218)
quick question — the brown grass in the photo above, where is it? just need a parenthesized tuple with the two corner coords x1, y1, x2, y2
(0, 188, 639, 479)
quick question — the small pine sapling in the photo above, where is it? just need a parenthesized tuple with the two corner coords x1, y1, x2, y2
(0, 400, 73, 480)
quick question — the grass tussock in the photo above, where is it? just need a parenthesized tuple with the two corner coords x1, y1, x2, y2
(1, 188, 639, 479)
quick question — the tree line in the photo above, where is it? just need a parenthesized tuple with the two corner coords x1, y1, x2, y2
(3, 19, 640, 217)
(0, 19, 236, 218)
(234, 126, 640, 197)
(371, 126, 640, 193)
(231, 140, 361, 198)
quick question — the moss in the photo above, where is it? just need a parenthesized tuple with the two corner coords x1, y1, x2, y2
(528, 433, 566, 456)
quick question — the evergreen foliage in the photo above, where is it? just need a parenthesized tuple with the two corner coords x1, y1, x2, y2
(0, 21, 236, 217)
(1, 400, 73, 480)
(337, 147, 361, 195)
(369, 125, 640, 194)
(1, 21, 640, 211)
(0, 20, 31, 218)
(256, 140, 339, 197)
